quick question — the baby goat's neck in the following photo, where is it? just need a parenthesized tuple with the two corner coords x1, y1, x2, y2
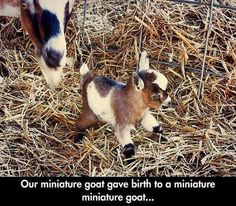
(117, 81, 148, 122)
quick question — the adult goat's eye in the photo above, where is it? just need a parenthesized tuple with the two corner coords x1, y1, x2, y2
(21, 3, 28, 10)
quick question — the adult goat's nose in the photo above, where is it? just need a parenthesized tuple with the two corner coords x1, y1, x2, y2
(44, 49, 62, 68)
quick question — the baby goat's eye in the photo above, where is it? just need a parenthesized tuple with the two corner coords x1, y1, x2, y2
(152, 83, 156, 90)
(152, 83, 159, 92)
(152, 93, 161, 101)
(21, 3, 28, 10)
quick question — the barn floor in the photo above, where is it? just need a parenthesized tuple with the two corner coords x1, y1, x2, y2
(0, 0, 235, 176)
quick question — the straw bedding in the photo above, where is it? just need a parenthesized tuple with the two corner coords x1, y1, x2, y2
(0, 0, 235, 176)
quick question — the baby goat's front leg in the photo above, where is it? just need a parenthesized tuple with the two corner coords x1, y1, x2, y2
(115, 124, 135, 162)
(141, 110, 162, 134)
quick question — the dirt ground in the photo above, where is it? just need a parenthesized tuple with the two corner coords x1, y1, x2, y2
(0, 0, 235, 176)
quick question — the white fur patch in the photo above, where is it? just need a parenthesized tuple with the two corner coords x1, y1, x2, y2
(0, 5, 20, 17)
(38, 56, 63, 89)
(141, 110, 159, 132)
(162, 96, 171, 107)
(149, 70, 168, 91)
(80, 63, 90, 76)
(0, 76, 4, 84)
(44, 34, 66, 53)
(139, 51, 149, 71)
(39, 0, 68, 15)
(115, 125, 133, 147)
(87, 81, 116, 126)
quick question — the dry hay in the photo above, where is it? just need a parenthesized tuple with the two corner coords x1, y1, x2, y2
(0, 0, 235, 176)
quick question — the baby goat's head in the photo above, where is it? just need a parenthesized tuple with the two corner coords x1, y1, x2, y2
(130, 51, 171, 109)
(20, 0, 75, 88)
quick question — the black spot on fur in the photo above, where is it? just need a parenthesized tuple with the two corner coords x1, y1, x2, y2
(94, 77, 124, 96)
(153, 125, 163, 134)
(159, 135, 168, 142)
(44, 48, 63, 68)
(99, 77, 124, 88)
(41, 10, 60, 42)
(151, 82, 160, 93)
(123, 143, 135, 163)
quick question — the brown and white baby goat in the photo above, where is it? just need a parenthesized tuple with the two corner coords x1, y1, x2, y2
(0, 0, 75, 88)
(75, 51, 171, 162)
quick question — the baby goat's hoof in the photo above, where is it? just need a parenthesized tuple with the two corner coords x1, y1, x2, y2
(153, 125, 163, 134)
(74, 133, 85, 143)
(123, 143, 135, 163)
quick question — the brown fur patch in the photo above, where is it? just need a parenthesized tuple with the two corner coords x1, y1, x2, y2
(139, 71, 167, 109)
(20, 6, 42, 49)
(112, 78, 147, 126)
(34, 0, 44, 41)
(75, 109, 99, 133)
(81, 73, 95, 109)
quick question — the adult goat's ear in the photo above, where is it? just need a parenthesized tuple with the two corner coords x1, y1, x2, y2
(20, 0, 28, 10)
(132, 72, 144, 91)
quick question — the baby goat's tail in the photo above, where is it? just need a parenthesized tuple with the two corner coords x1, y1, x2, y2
(80, 63, 90, 77)
(79, 63, 93, 87)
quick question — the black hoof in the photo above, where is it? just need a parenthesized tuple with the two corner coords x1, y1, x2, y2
(153, 125, 163, 134)
(74, 132, 85, 143)
(159, 135, 168, 142)
(123, 143, 135, 163)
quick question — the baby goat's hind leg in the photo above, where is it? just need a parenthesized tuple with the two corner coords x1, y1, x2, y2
(75, 109, 99, 142)
(115, 124, 135, 163)
(141, 110, 162, 134)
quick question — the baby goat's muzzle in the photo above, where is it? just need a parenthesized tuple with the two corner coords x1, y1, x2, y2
(162, 96, 172, 107)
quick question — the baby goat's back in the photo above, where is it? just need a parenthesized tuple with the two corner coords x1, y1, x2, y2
(92, 77, 125, 96)
(85, 77, 125, 125)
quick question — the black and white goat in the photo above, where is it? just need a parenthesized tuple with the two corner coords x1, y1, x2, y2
(75, 51, 171, 162)
(0, 0, 75, 88)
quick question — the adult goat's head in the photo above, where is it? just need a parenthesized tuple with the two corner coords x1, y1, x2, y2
(20, 0, 75, 88)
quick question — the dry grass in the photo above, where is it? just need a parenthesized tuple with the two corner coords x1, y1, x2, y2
(0, 0, 235, 176)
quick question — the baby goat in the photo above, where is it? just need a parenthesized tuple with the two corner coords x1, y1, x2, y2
(75, 51, 171, 162)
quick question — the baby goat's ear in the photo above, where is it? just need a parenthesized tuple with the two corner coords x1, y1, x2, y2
(138, 51, 149, 72)
(132, 72, 144, 91)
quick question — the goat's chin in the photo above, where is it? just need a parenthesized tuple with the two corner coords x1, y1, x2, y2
(38, 56, 64, 89)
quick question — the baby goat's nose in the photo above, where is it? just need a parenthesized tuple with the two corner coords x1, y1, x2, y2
(44, 49, 62, 68)
(162, 96, 171, 107)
